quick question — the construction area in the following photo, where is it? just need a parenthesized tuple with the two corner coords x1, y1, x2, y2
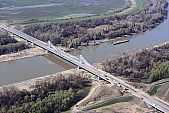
(72, 79, 156, 113)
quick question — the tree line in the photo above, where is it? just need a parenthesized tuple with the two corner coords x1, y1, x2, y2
(23, 0, 168, 49)
(0, 34, 28, 55)
(150, 62, 169, 82)
(0, 34, 17, 45)
(0, 41, 28, 55)
(7, 90, 74, 113)
(102, 43, 169, 83)
(0, 74, 91, 113)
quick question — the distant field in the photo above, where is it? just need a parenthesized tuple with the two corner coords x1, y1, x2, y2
(0, 0, 125, 21)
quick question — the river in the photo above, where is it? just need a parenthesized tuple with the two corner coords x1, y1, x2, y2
(0, 2, 169, 86)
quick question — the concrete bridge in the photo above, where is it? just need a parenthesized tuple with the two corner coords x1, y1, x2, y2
(0, 23, 169, 113)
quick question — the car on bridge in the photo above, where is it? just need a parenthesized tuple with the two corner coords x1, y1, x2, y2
(117, 82, 121, 87)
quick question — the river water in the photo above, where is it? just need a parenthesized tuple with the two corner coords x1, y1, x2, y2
(0, 2, 169, 86)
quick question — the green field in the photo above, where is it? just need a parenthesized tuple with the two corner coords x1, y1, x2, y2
(147, 77, 169, 95)
(0, 0, 125, 21)
(148, 85, 162, 96)
(87, 96, 133, 110)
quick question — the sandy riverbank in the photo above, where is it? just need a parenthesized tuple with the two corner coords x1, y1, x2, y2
(0, 47, 46, 63)
(0, 38, 113, 63)
(0, 68, 93, 92)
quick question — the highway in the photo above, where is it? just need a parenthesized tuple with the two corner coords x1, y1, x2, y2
(0, 23, 169, 113)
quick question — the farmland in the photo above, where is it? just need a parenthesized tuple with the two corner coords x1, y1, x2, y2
(0, 0, 125, 21)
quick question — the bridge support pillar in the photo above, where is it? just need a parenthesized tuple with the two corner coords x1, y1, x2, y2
(48, 40, 51, 48)
(45, 50, 48, 53)
(97, 76, 100, 81)
(80, 55, 82, 64)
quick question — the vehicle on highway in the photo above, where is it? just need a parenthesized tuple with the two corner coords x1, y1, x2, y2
(117, 82, 121, 87)
(106, 77, 109, 80)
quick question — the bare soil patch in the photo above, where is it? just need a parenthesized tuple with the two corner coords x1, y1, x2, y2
(73, 83, 126, 111)
(89, 102, 151, 113)
(156, 83, 169, 103)
(0, 47, 45, 63)
(87, 25, 111, 33)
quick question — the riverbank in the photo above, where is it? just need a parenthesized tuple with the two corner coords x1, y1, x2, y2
(0, 37, 114, 63)
(101, 39, 169, 82)
(0, 68, 93, 91)
(0, 47, 46, 63)
(0, 32, 169, 88)
(23, 0, 167, 53)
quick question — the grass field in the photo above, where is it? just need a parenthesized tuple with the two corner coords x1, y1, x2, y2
(0, 0, 125, 21)
(1, 0, 146, 25)
(148, 85, 162, 96)
(147, 77, 169, 95)
(47, 0, 145, 24)
(87, 96, 133, 110)
(9, 0, 145, 26)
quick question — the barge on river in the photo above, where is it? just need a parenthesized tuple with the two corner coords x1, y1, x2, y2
(111, 39, 129, 45)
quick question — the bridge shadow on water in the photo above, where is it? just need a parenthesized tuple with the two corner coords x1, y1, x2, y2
(43, 53, 75, 70)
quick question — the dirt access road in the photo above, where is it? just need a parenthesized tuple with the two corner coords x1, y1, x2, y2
(118, 0, 136, 14)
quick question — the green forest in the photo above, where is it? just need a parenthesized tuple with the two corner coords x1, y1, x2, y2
(150, 62, 169, 82)
(0, 34, 28, 55)
(7, 90, 74, 113)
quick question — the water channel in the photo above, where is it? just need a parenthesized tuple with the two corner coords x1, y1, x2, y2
(0, 3, 169, 86)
